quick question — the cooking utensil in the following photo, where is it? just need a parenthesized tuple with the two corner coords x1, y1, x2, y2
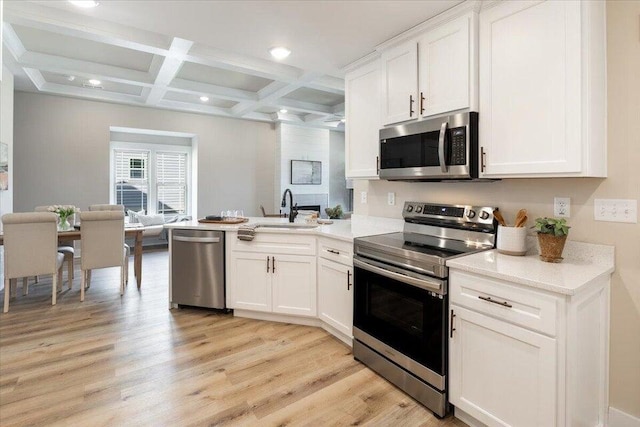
(514, 209, 528, 227)
(493, 209, 507, 226)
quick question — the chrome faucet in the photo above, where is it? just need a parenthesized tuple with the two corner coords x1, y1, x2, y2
(281, 189, 297, 223)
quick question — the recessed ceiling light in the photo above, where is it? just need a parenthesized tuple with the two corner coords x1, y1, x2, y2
(68, 0, 99, 8)
(200, 96, 209, 102)
(340, 118, 346, 123)
(67, 75, 76, 82)
(88, 79, 101, 85)
(269, 47, 291, 60)
(279, 109, 288, 114)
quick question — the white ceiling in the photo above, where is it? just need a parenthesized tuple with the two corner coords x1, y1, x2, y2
(2, 0, 463, 129)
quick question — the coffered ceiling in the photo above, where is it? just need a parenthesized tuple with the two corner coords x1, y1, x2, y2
(2, 0, 462, 129)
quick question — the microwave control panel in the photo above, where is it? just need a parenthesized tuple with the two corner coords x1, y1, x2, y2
(450, 127, 466, 165)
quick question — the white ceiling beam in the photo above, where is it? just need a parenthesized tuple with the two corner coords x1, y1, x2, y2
(23, 67, 46, 91)
(41, 82, 145, 105)
(272, 112, 343, 131)
(2, 23, 26, 60)
(332, 102, 345, 115)
(3, 2, 170, 56)
(303, 113, 328, 123)
(186, 44, 303, 83)
(145, 37, 193, 105)
(156, 99, 233, 117)
(170, 78, 257, 103)
(276, 98, 334, 115)
(19, 51, 154, 87)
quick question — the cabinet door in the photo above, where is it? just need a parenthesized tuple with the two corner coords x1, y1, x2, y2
(418, 14, 471, 117)
(318, 258, 353, 338)
(479, 0, 582, 177)
(345, 60, 381, 179)
(381, 41, 418, 125)
(449, 305, 557, 427)
(271, 255, 317, 317)
(229, 252, 272, 312)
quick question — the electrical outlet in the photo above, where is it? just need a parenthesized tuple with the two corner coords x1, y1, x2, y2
(594, 199, 638, 223)
(387, 192, 395, 206)
(554, 197, 570, 217)
(360, 191, 368, 204)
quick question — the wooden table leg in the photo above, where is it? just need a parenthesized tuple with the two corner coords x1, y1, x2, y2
(134, 231, 143, 288)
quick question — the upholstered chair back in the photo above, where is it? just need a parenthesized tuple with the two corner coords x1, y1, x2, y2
(2, 212, 59, 279)
(80, 211, 125, 270)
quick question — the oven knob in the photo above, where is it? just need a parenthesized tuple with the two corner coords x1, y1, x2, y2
(467, 210, 476, 219)
(415, 206, 423, 213)
(406, 205, 414, 212)
(480, 210, 490, 220)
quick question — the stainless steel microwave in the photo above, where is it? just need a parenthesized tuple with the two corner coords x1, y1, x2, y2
(379, 112, 479, 181)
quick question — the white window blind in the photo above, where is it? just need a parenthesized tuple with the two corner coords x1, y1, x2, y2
(114, 150, 149, 212)
(156, 151, 187, 215)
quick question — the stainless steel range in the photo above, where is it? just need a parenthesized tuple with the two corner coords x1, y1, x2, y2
(352, 202, 497, 417)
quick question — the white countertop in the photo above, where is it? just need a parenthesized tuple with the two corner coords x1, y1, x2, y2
(164, 214, 404, 243)
(447, 239, 615, 295)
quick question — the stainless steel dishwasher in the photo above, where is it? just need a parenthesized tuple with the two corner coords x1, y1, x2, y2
(171, 229, 225, 309)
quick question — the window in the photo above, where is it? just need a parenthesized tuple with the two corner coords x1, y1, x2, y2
(111, 143, 191, 217)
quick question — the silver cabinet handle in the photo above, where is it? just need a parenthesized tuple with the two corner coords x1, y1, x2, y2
(173, 236, 220, 243)
(478, 295, 513, 308)
(438, 121, 448, 173)
(353, 258, 443, 293)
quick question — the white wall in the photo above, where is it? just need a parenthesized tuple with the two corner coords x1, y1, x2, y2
(0, 66, 13, 221)
(13, 92, 276, 217)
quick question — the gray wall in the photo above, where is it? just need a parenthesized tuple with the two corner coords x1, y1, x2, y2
(13, 92, 276, 217)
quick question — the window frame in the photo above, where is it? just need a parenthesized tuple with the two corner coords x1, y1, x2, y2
(110, 141, 192, 217)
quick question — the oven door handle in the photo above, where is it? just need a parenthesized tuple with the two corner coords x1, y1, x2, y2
(353, 258, 443, 293)
(438, 121, 448, 173)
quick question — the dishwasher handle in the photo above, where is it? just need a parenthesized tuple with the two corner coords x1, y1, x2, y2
(173, 236, 221, 244)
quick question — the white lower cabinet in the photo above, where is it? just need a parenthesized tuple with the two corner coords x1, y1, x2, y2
(226, 232, 317, 317)
(449, 269, 610, 427)
(317, 257, 353, 339)
(449, 304, 556, 427)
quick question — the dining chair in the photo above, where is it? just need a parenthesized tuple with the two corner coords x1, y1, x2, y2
(2, 212, 64, 313)
(79, 211, 127, 302)
(34, 205, 74, 289)
(88, 204, 129, 284)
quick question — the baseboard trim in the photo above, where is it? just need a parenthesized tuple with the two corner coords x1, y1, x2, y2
(609, 407, 640, 427)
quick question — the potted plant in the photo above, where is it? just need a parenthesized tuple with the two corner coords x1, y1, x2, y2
(325, 204, 343, 220)
(533, 217, 570, 263)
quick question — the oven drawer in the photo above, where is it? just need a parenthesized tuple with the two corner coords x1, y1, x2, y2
(318, 237, 353, 266)
(450, 270, 558, 337)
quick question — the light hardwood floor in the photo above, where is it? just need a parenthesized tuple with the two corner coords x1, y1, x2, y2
(0, 250, 466, 427)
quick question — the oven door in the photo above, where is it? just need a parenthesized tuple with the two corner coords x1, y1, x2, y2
(353, 257, 447, 384)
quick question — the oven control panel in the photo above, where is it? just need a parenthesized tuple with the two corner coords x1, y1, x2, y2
(403, 202, 495, 225)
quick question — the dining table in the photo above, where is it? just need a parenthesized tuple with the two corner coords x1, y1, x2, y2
(0, 225, 145, 288)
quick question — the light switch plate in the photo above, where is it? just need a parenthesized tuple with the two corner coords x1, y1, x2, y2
(360, 191, 368, 204)
(594, 199, 637, 223)
(387, 192, 395, 206)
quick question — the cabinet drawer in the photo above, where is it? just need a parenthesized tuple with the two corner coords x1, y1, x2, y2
(228, 232, 316, 256)
(450, 270, 558, 336)
(318, 238, 353, 266)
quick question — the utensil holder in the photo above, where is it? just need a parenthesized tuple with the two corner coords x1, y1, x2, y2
(497, 225, 527, 256)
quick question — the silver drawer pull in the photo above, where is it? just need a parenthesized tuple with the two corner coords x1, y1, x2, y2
(478, 295, 513, 308)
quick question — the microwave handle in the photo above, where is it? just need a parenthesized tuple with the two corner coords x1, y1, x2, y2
(438, 121, 448, 173)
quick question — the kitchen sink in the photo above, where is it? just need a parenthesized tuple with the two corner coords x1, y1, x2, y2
(258, 223, 319, 229)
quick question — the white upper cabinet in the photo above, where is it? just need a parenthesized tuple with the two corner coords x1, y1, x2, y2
(345, 59, 381, 179)
(381, 41, 419, 125)
(479, 0, 606, 178)
(418, 14, 474, 117)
